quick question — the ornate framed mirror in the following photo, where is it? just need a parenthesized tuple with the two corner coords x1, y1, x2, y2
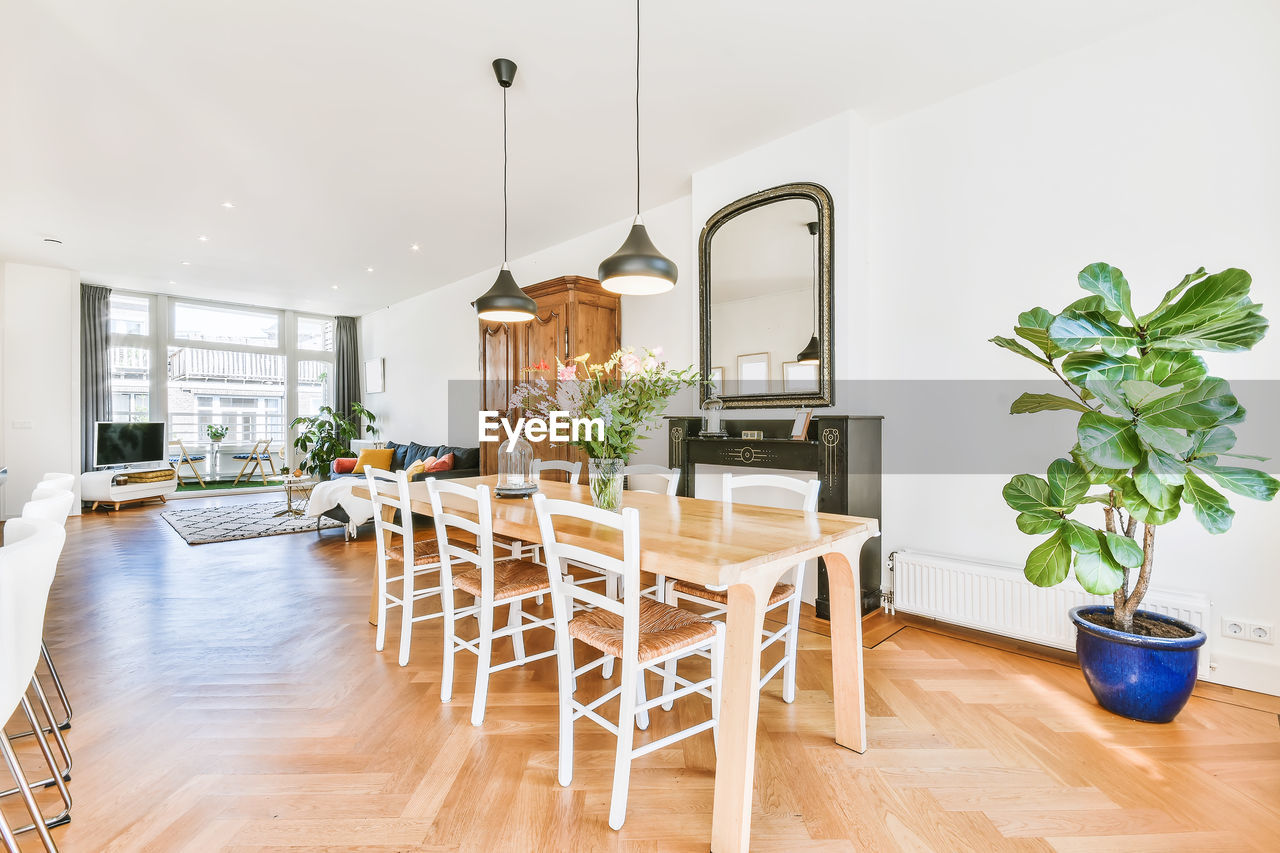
(698, 182, 834, 408)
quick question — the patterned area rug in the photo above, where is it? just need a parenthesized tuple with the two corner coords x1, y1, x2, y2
(162, 501, 344, 545)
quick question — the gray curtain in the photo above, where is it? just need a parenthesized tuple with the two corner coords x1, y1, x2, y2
(334, 316, 362, 442)
(80, 283, 112, 471)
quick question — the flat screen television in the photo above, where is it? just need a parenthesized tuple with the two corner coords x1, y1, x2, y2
(95, 421, 167, 468)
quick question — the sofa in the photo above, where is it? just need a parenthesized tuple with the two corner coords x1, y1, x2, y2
(317, 441, 480, 535)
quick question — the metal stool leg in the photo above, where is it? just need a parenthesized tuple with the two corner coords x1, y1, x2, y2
(41, 644, 72, 730)
(0, 708, 63, 849)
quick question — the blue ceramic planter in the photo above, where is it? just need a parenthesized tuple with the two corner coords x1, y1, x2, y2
(1070, 605, 1206, 724)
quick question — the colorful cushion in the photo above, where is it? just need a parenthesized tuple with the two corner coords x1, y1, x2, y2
(405, 459, 429, 478)
(333, 457, 358, 474)
(352, 448, 394, 474)
(425, 453, 454, 473)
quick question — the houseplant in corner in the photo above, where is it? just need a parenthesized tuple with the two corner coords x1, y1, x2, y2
(993, 263, 1277, 722)
(510, 347, 698, 510)
(290, 402, 378, 479)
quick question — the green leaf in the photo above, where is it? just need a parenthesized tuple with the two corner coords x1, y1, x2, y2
(1047, 458, 1090, 509)
(1102, 531, 1145, 568)
(1219, 451, 1271, 462)
(1061, 352, 1139, 385)
(1188, 426, 1236, 459)
(1134, 420, 1194, 456)
(1071, 443, 1126, 486)
(990, 335, 1050, 368)
(1018, 307, 1056, 330)
(1148, 306, 1270, 353)
(1073, 548, 1126, 595)
(1082, 376, 1131, 414)
(1134, 458, 1180, 509)
(1191, 463, 1280, 501)
(1137, 350, 1207, 388)
(1136, 377, 1238, 431)
(1078, 263, 1137, 324)
(1077, 412, 1143, 468)
(1062, 520, 1101, 553)
(1145, 450, 1187, 486)
(1016, 512, 1061, 535)
(1139, 267, 1208, 324)
(1120, 379, 1183, 410)
(1002, 474, 1061, 516)
(1182, 471, 1235, 534)
(1049, 310, 1141, 356)
(1065, 295, 1123, 323)
(1146, 268, 1253, 331)
(1120, 477, 1182, 525)
(1014, 308, 1064, 357)
(1024, 531, 1072, 587)
(1010, 393, 1094, 415)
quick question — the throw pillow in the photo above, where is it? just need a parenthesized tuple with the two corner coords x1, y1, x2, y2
(333, 457, 358, 474)
(425, 452, 454, 473)
(352, 447, 394, 474)
(405, 458, 429, 478)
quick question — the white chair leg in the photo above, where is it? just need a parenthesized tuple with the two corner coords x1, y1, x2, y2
(555, 624, 576, 787)
(374, 558, 388, 653)
(635, 670, 650, 730)
(440, 589, 456, 703)
(609, 658, 638, 831)
(601, 572, 619, 679)
(398, 561, 415, 667)
(508, 600, 525, 660)
(653, 574, 667, 603)
(782, 599, 801, 704)
(660, 581, 679, 711)
(471, 603, 494, 726)
(710, 626, 725, 753)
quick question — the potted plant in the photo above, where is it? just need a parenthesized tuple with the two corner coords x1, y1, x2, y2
(993, 263, 1277, 722)
(205, 423, 229, 444)
(290, 402, 378, 479)
(510, 347, 698, 510)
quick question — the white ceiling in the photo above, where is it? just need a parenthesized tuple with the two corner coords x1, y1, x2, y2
(0, 0, 1186, 316)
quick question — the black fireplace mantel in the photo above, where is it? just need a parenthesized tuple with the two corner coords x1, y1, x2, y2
(665, 414, 882, 617)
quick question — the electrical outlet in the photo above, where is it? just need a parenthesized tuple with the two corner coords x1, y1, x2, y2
(1246, 622, 1274, 644)
(1222, 617, 1247, 639)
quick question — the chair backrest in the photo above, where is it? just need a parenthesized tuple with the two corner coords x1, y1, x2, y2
(31, 482, 72, 502)
(364, 467, 415, 559)
(534, 493, 641, 653)
(426, 478, 499, 594)
(170, 439, 194, 459)
(0, 518, 66, 715)
(40, 473, 76, 493)
(623, 464, 680, 496)
(531, 458, 582, 485)
(722, 472, 820, 513)
(23, 491, 75, 527)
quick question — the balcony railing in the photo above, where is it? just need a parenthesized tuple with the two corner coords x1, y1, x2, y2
(169, 413, 289, 447)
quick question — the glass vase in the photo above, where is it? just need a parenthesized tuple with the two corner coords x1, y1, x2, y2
(588, 458, 625, 512)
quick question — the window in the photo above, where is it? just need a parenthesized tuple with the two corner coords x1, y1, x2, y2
(109, 346, 150, 421)
(109, 294, 150, 336)
(172, 302, 279, 348)
(297, 316, 335, 352)
(169, 347, 287, 444)
(297, 360, 333, 418)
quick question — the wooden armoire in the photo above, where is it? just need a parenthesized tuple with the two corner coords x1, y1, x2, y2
(479, 275, 622, 477)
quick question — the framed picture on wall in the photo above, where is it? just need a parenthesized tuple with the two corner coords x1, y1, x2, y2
(364, 358, 385, 394)
(736, 352, 770, 395)
(782, 360, 819, 393)
(709, 366, 724, 396)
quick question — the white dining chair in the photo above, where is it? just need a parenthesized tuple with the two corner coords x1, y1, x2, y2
(622, 464, 680, 496)
(663, 472, 819, 705)
(530, 458, 582, 484)
(533, 493, 723, 831)
(0, 517, 71, 849)
(365, 467, 447, 666)
(37, 473, 75, 495)
(428, 478, 558, 726)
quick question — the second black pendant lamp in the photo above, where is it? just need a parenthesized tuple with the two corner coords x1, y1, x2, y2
(475, 58, 537, 323)
(598, 0, 677, 295)
(795, 221, 821, 364)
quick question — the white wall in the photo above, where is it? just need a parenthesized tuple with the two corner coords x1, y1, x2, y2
(1, 261, 82, 516)
(868, 0, 1280, 692)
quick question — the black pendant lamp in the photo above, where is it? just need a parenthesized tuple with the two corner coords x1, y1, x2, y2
(475, 58, 537, 323)
(598, 0, 677, 295)
(795, 221, 821, 364)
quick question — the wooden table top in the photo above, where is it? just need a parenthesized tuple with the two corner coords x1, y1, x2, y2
(354, 475, 878, 589)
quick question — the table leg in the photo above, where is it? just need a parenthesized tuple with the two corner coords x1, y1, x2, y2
(710, 569, 781, 853)
(368, 504, 398, 626)
(824, 531, 875, 753)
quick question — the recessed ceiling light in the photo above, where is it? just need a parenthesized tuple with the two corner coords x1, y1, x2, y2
(168, 280, 176, 285)
(42, 237, 62, 245)
(221, 201, 235, 209)
(180, 260, 191, 265)
(366, 267, 374, 273)
(197, 235, 209, 242)
(410, 243, 420, 252)
(331, 284, 339, 290)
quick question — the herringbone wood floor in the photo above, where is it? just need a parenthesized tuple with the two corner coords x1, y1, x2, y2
(3, 494, 1279, 851)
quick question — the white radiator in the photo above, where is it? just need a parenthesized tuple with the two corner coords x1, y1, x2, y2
(886, 550, 1212, 673)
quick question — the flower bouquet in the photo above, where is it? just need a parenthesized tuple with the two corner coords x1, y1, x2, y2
(510, 347, 699, 510)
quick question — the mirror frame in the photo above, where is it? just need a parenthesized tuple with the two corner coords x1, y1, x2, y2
(698, 181, 834, 409)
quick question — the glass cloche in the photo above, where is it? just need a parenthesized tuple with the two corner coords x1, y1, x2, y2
(495, 434, 537, 496)
(701, 394, 727, 437)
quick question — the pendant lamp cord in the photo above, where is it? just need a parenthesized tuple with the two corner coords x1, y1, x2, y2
(635, 0, 641, 216)
(503, 85, 509, 263)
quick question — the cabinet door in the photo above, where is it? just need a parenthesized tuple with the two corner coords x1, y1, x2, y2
(479, 321, 517, 476)
(569, 290, 621, 365)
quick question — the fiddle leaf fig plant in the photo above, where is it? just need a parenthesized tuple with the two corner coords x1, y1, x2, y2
(290, 402, 378, 478)
(993, 263, 1278, 633)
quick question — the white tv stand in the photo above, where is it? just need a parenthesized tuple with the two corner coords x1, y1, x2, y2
(81, 466, 177, 511)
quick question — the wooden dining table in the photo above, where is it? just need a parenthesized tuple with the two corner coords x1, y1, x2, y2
(353, 474, 878, 853)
